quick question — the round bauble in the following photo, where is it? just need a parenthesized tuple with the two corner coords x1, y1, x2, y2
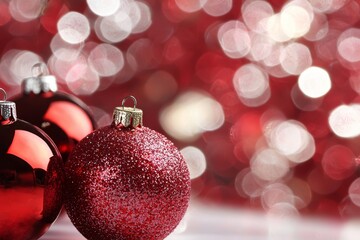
(64, 96, 190, 240)
(11, 63, 96, 161)
(0, 90, 64, 240)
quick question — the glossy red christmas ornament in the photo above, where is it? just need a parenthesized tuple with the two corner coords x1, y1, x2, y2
(0, 89, 64, 240)
(64, 96, 191, 240)
(11, 63, 96, 161)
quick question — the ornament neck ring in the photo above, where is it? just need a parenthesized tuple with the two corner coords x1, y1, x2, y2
(0, 88, 17, 124)
(23, 62, 58, 94)
(121, 95, 137, 111)
(113, 95, 143, 129)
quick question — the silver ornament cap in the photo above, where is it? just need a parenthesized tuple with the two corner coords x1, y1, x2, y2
(0, 88, 17, 124)
(113, 96, 143, 128)
(22, 63, 58, 94)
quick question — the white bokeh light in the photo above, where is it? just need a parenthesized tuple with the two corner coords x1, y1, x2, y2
(308, 0, 332, 12)
(338, 28, 360, 63)
(65, 60, 100, 95)
(308, 0, 347, 13)
(95, 11, 132, 43)
(160, 91, 225, 141)
(268, 120, 315, 163)
(242, 0, 274, 33)
(203, 0, 232, 17)
(181, 146, 207, 179)
(338, 37, 360, 62)
(50, 34, 83, 62)
(349, 178, 360, 207)
(249, 33, 274, 61)
(218, 21, 251, 59)
(265, 14, 292, 43)
(233, 63, 270, 107)
(9, 0, 44, 22)
(175, 0, 206, 13)
(251, 148, 290, 181)
(262, 43, 284, 67)
(235, 168, 267, 198)
(280, 4, 312, 39)
(88, 43, 124, 77)
(131, 1, 152, 34)
(298, 66, 331, 98)
(304, 12, 329, 42)
(280, 42, 312, 75)
(87, 0, 120, 16)
(261, 183, 295, 210)
(57, 12, 91, 44)
(329, 104, 360, 138)
(267, 202, 299, 217)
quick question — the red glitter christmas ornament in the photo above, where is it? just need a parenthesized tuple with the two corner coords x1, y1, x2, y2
(64, 96, 191, 240)
(0, 89, 64, 240)
(11, 63, 96, 161)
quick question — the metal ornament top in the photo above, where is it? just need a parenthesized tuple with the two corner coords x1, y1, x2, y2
(113, 96, 143, 128)
(0, 88, 17, 124)
(22, 63, 58, 94)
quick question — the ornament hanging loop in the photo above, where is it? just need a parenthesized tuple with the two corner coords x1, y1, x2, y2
(32, 62, 49, 77)
(113, 96, 143, 128)
(39, 0, 48, 16)
(0, 88, 7, 101)
(121, 95, 137, 111)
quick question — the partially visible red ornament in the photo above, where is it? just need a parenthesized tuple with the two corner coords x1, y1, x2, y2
(64, 96, 190, 240)
(11, 63, 96, 161)
(0, 89, 64, 240)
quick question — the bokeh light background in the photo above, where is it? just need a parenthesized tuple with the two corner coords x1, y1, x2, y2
(4, 0, 360, 236)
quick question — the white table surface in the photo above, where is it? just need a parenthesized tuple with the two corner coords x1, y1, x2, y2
(40, 201, 360, 240)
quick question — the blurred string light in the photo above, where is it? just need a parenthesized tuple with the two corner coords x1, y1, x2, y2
(267, 120, 315, 163)
(349, 178, 360, 207)
(298, 66, 331, 98)
(329, 104, 360, 138)
(202, 0, 233, 17)
(57, 11, 90, 44)
(0, 50, 42, 86)
(181, 146, 207, 179)
(175, 0, 205, 13)
(218, 20, 251, 59)
(337, 28, 360, 64)
(88, 43, 124, 77)
(160, 91, 224, 142)
(232, 63, 270, 107)
(250, 148, 290, 182)
(86, 0, 120, 17)
(9, 0, 45, 22)
(0, 0, 152, 96)
(50, 34, 83, 62)
(174, 0, 232, 16)
(94, 0, 151, 43)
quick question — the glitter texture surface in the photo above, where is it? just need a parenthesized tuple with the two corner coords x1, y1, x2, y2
(64, 125, 191, 240)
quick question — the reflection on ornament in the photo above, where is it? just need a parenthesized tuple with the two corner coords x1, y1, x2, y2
(11, 63, 96, 161)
